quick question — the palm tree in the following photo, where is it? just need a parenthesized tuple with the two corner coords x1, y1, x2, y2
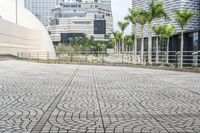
(118, 21, 129, 52)
(153, 24, 166, 63)
(137, 8, 149, 64)
(125, 8, 140, 56)
(124, 35, 134, 52)
(153, 25, 160, 63)
(174, 9, 195, 68)
(112, 32, 119, 52)
(131, 32, 135, 52)
(147, 0, 168, 64)
(165, 24, 176, 64)
(113, 32, 123, 53)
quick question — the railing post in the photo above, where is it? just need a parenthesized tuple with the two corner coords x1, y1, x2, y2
(70, 52, 72, 63)
(102, 53, 105, 64)
(122, 52, 124, 65)
(37, 52, 39, 61)
(29, 53, 31, 60)
(193, 54, 198, 67)
(17, 52, 19, 59)
(47, 52, 49, 61)
(175, 52, 178, 69)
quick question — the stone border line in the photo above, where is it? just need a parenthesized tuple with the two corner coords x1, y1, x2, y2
(92, 68, 105, 132)
(31, 66, 80, 133)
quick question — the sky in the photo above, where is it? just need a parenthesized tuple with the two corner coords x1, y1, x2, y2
(18, 0, 132, 34)
(18, 0, 24, 6)
(111, 0, 132, 34)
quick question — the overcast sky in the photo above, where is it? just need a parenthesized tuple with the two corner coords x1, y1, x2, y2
(18, 0, 132, 34)
(111, 0, 132, 34)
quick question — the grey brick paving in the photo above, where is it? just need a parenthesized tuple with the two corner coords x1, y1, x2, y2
(0, 61, 200, 133)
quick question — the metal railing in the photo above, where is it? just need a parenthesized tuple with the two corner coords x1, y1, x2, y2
(17, 51, 200, 68)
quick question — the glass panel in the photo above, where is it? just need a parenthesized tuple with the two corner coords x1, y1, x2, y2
(193, 32, 198, 51)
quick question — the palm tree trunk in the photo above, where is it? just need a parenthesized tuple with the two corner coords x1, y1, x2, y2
(148, 23, 152, 64)
(180, 29, 184, 68)
(117, 43, 120, 54)
(118, 42, 121, 53)
(166, 37, 169, 64)
(156, 36, 159, 63)
(141, 25, 144, 64)
(134, 24, 137, 56)
(121, 41, 123, 53)
(114, 42, 117, 52)
(133, 24, 137, 64)
(122, 39, 124, 52)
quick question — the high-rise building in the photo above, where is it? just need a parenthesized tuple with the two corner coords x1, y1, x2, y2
(132, 0, 200, 52)
(100, 0, 111, 7)
(24, 0, 58, 25)
(132, 0, 200, 36)
(48, 0, 113, 44)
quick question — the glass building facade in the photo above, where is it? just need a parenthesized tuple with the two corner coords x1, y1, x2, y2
(132, 0, 200, 52)
(24, 0, 58, 25)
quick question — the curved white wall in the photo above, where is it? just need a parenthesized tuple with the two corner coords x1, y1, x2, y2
(0, 0, 55, 57)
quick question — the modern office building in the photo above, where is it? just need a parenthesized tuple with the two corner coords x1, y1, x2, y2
(132, 0, 200, 53)
(0, 0, 55, 58)
(101, 0, 111, 7)
(24, 0, 58, 25)
(48, 0, 113, 45)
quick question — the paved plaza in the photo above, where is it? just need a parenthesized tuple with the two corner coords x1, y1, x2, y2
(0, 61, 200, 133)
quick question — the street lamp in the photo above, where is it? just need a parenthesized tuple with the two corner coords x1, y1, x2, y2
(16, 0, 18, 24)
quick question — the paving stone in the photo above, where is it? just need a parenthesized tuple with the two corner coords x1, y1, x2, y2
(0, 61, 200, 133)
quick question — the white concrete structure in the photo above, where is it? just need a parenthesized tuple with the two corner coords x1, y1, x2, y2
(0, 0, 55, 57)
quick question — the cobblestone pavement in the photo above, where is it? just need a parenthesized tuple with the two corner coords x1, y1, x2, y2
(0, 61, 200, 133)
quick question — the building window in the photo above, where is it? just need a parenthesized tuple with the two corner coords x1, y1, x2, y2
(73, 21, 91, 24)
(193, 32, 198, 51)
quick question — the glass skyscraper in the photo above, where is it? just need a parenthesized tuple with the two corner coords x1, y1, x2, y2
(24, 0, 58, 25)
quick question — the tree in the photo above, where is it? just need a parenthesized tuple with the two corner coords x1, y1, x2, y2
(153, 24, 166, 63)
(118, 21, 129, 52)
(99, 44, 107, 52)
(131, 32, 135, 52)
(55, 44, 69, 54)
(116, 32, 123, 53)
(125, 8, 140, 56)
(174, 9, 195, 68)
(165, 24, 176, 64)
(137, 8, 149, 64)
(124, 35, 134, 52)
(112, 32, 119, 52)
(147, 0, 168, 64)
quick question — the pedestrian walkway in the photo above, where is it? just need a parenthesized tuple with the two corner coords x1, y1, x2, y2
(0, 61, 200, 133)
